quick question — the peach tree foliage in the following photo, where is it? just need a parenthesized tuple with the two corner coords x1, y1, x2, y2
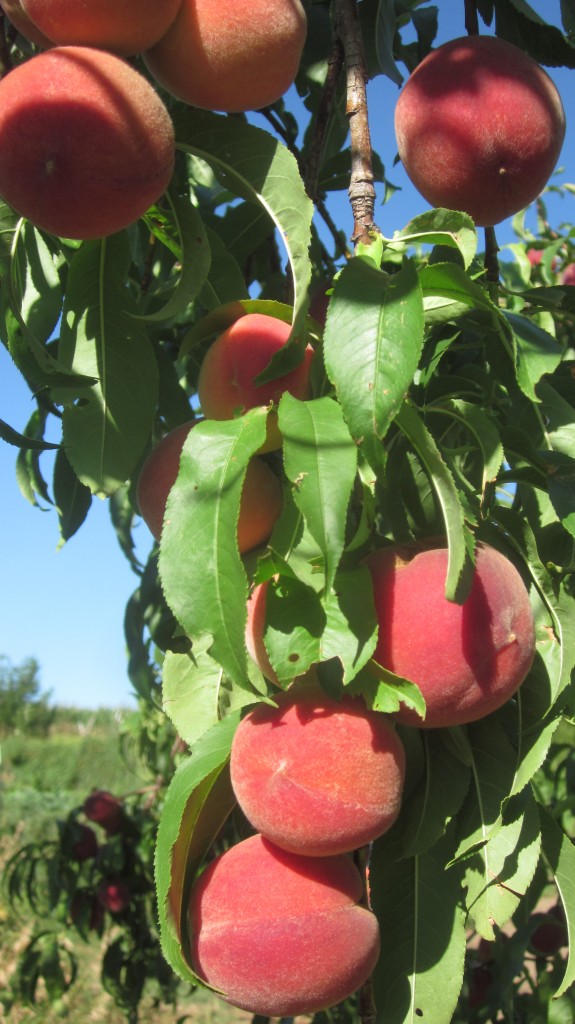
(1, 0, 575, 1022)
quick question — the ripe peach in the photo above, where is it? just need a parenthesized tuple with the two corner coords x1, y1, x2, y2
(0, 46, 175, 239)
(188, 834, 380, 1017)
(136, 421, 282, 553)
(366, 542, 536, 728)
(20, 0, 182, 56)
(144, 0, 307, 113)
(83, 790, 124, 835)
(394, 35, 566, 227)
(230, 693, 405, 856)
(197, 314, 314, 452)
(0, 0, 52, 46)
(96, 879, 131, 914)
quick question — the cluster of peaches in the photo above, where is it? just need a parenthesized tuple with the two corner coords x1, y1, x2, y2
(136, 308, 538, 1017)
(0, 0, 307, 239)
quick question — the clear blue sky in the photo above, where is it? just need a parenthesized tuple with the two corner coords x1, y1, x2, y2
(1, 0, 572, 708)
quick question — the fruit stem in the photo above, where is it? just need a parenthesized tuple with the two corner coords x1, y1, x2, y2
(484, 225, 500, 303)
(333, 0, 379, 247)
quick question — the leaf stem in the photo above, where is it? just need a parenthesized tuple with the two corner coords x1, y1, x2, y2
(333, 0, 379, 247)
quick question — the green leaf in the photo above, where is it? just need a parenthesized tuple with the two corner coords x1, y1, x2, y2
(429, 399, 505, 496)
(351, 661, 427, 718)
(464, 787, 541, 939)
(390, 209, 478, 269)
(503, 311, 563, 402)
(155, 716, 239, 986)
(452, 714, 520, 864)
(319, 566, 378, 684)
(419, 261, 497, 315)
(371, 831, 466, 1024)
(159, 411, 268, 685)
(56, 235, 159, 496)
(0, 417, 59, 451)
(323, 257, 424, 468)
(375, 0, 404, 84)
(137, 194, 211, 323)
(279, 394, 357, 591)
(399, 731, 471, 858)
(10, 221, 62, 341)
(174, 107, 313, 346)
(394, 401, 474, 602)
(53, 447, 92, 545)
(539, 805, 575, 998)
(263, 575, 325, 686)
(162, 638, 261, 749)
(200, 227, 249, 309)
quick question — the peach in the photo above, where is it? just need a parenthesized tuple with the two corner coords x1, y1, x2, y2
(144, 0, 307, 113)
(188, 834, 380, 1017)
(230, 692, 405, 856)
(561, 264, 575, 286)
(136, 420, 282, 553)
(394, 35, 566, 227)
(20, 0, 182, 56)
(0, 47, 174, 240)
(0, 0, 52, 46)
(366, 542, 536, 728)
(197, 314, 314, 452)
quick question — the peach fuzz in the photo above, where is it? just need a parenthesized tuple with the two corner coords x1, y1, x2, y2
(188, 834, 380, 1017)
(21, 0, 182, 56)
(144, 0, 307, 113)
(394, 35, 565, 227)
(0, 0, 52, 46)
(366, 542, 536, 729)
(197, 314, 314, 453)
(0, 47, 174, 240)
(136, 421, 282, 554)
(230, 692, 406, 856)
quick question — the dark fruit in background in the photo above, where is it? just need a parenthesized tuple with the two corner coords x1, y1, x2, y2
(83, 790, 124, 835)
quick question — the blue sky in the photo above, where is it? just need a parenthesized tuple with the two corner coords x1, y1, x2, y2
(1, 0, 572, 708)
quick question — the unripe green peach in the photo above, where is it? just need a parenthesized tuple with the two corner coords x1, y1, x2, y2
(21, 0, 182, 56)
(188, 834, 380, 1017)
(0, 46, 175, 239)
(366, 541, 536, 728)
(144, 0, 307, 113)
(136, 421, 282, 553)
(230, 692, 406, 856)
(394, 35, 566, 227)
(197, 314, 314, 452)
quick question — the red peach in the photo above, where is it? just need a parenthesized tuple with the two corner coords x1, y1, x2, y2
(230, 693, 405, 856)
(96, 879, 131, 914)
(527, 249, 543, 266)
(366, 542, 536, 728)
(136, 421, 282, 553)
(70, 891, 105, 933)
(189, 834, 380, 1017)
(197, 314, 314, 452)
(0, 47, 174, 239)
(561, 264, 575, 286)
(144, 0, 307, 113)
(394, 35, 565, 226)
(83, 790, 124, 835)
(20, 0, 182, 55)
